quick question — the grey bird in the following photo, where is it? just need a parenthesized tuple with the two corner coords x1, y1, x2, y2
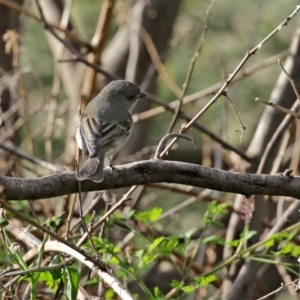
(76, 80, 146, 182)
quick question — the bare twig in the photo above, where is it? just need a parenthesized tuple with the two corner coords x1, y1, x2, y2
(75, 158, 98, 256)
(2, 258, 74, 277)
(167, 0, 216, 133)
(70, 193, 102, 232)
(154, 133, 191, 159)
(278, 59, 300, 104)
(159, 6, 300, 157)
(44, 0, 73, 161)
(133, 51, 288, 123)
(0, 141, 66, 173)
(0, 0, 91, 49)
(140, 26, 181, 97)
(256, 280, 298, 300)
(76, 185, 138, 247)
(34, 0, 119, 81)
(257, 99, 299, 174)
(223, 93, 247, 143)
(255, 98, 300, 118)
(81, 0, 115, 105)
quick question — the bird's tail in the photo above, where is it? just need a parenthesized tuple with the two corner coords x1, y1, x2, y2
(76, 149, 105, 182)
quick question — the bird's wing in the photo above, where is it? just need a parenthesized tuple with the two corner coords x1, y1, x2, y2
(79, 112, 131, 156)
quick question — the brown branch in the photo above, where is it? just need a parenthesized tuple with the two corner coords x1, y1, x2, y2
(1, 160, 300, 200)
(0, 141, 67, 173)
(0, 0, 91, 49)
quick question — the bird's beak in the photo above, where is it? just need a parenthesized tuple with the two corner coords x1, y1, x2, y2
(138, 92, 147, 99)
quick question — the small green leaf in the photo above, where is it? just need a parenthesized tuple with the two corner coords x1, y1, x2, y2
(63, 267, 79, 300)
(280, 242, 293, 255)
(135, 207, 163, 223)
(105, 289, 115, 299)
(195, 274, 218, 287)
(148, 237, 164, 253)
(119, 209, 135, 220)
(228, 239, 240, 247)
(291, 245, 300, 258)
(182, 285, 197, 293)
(203, 201, 230, 227)
(202, 236, 226, 246)
(153, 286, 163, 297)
(241, 230, 257, 241)
(42, 212, 65, 232)
(170, 280, 183, 289)
(84, 277, 100, 286)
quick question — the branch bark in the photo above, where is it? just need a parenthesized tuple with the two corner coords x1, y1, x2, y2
(1, 160, 300, 200)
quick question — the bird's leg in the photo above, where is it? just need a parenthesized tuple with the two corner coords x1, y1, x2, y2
(107, 157, 115, 172)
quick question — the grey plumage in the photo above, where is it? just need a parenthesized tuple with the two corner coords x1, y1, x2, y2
(76, 80, 145, 182)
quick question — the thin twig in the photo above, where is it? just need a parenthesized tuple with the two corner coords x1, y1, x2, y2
(255, 98, 300, 118)
(167, 0, 216, 133)
(159, 6, 300, 158)
(0, 141, 66, 173)
(255, 94, 299, 175)
(140, 26, 181, 97)
(256, 280, 297, 300)
(223, 93, 247, 143)
(70, 193, 102, 232)
(34, 0, 119, 81)
(278, 59, 300, 104)
(133, 50, 288, 122)
(76, 185, 138, 247)
(154, 133, 191, 159)
(0, 0, 91, 49)
(74, 159, 98, 256)
(44, 0, 72, 160)
(2, 258, 74, 277)
(81, 0, 115, 105)
(0, 198, 107, 272)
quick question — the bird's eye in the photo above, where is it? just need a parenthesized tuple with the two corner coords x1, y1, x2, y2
(128, 95, 135, 101)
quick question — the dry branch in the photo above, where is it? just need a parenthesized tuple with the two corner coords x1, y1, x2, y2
(1, 160, 300, 200)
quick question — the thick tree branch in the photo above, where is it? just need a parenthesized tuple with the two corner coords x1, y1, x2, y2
(1, 160, 300, 201)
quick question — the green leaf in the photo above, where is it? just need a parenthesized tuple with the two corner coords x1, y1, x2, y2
(195, 274, 218, 287)
(170, 280, 183, 289)
(153, 286, 163, 297)
(110, 256, 120, 265)
(240, 230, 257, 241)
(84, 237, 120, 254)
(135, 207, 163, 223)
(228, 239, 240, 247)
(49, 255, 64, 280)
(280, 242, 293, 255)
(141, 253, 160, 268)
(37, 271, 54, 282)
(203, 201, 230, 227)
(148, 237, 164, 253)
(83, 277, 100, 286)
(42, 212, 65, 233)
(182, 285, 197, 293)
(62, 267, 79, 300)
(202, 236, 226, 246)
(119, 209, 135, 220)
(181, 227, 198, 239)
(105, 289, 115, 299)
(291, 245, 300, 258)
